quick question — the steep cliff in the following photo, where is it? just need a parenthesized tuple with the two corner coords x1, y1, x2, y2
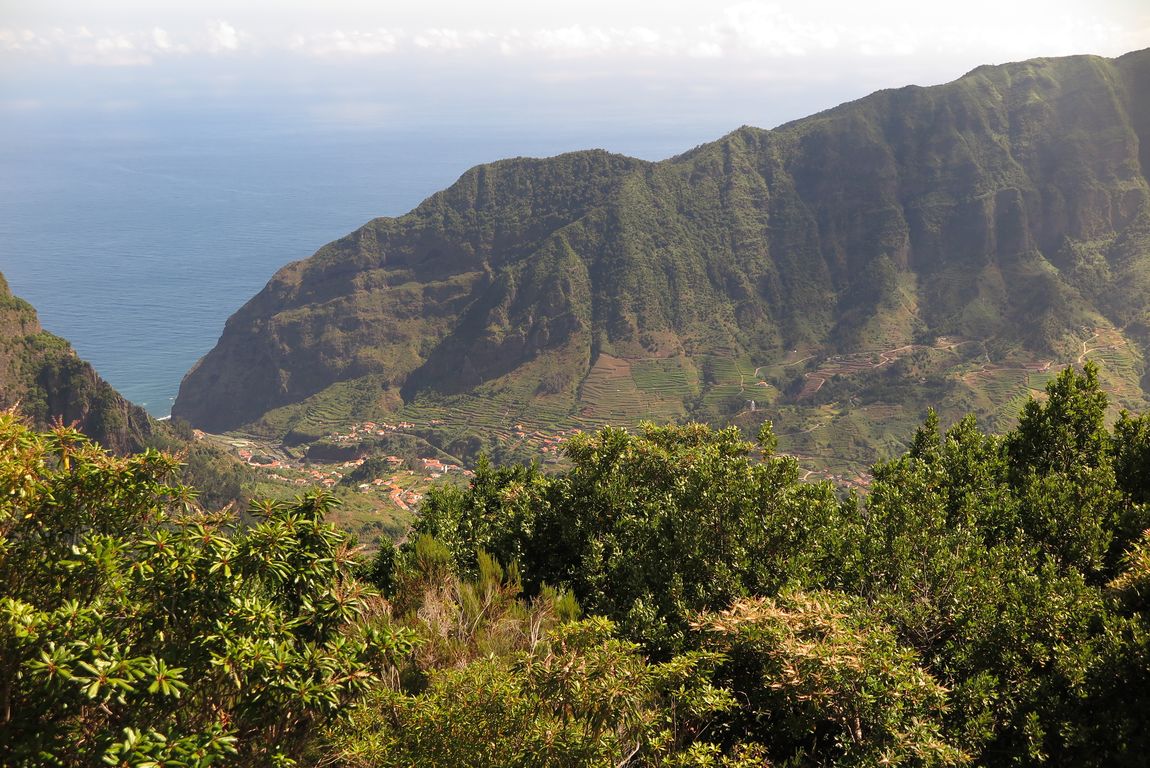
(175, 50, 1150, 456)
(0, 272, 154, 454)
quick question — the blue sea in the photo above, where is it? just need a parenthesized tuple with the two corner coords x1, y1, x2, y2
(0, 115, 723, 417)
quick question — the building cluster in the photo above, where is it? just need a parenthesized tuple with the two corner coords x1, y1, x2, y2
(420, 457, 467, 478)
(330, 420, 416, 443)
(513, 424, 578, 454)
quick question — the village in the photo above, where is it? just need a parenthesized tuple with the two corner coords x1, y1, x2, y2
(196, 403, 875, 530)
(199, 417, 585, 522)
(197, 325, 1099, 532)
(190, 421, 459, 521)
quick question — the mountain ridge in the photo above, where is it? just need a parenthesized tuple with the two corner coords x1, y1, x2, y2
(174, 49, 1150, 471)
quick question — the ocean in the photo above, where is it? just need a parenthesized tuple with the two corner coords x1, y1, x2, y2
(0, 115, 720, 417)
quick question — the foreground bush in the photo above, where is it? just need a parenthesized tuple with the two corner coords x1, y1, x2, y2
(336, 618, 746, 768)
(0, 411, 387, 766)
(8, 362, 1150, 766)
(388, 364, 1150, 765)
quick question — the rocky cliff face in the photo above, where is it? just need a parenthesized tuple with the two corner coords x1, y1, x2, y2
(0, 272, 153, 454)
(174, 50, 1150, 437)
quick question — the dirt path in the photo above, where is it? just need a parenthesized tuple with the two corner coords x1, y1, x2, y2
(1078, 330, 1126, 364)
(1077, 332, 1101, 364)
(797, 373, 826, 399)
(876, 344, 915, 365)
(796, 345, 913, 400)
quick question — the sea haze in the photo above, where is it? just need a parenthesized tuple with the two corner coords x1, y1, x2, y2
(0, 113, 718, 417)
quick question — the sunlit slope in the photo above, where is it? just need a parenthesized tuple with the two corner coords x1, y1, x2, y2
(175, 49, 1150, 471)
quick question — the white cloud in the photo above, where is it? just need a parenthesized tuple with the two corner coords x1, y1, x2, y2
(413, 28, 494, 52)
(206, 20, 241, 52)
(0, 2, 1144, 70)
(74, 35, 149, 66)
(702, 4, 837, 58)
(4, 26, 153, 66)
(291, 29, 399, 57)
(152, 27, 172, 50)
(497, 25, 686, 58)
(535, 26, 617, 56)
(0, 27, 52, 53)
(0, 24, 195, 64)
(688, 40, 724, 59)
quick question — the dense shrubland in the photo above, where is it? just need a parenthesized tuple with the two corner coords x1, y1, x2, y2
(3, 362, 1150, 765)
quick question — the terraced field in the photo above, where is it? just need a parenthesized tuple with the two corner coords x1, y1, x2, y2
(744, 326, 1146, 481)
(797, 345, 923, 400)
(576, 354, 647, 428)
(1077, 328, 1145, 411)
(578, 353, 722, 427)
(631, 357, 698, 400)
(697, 356, 754, 412)
(241, 322, 1148, 497)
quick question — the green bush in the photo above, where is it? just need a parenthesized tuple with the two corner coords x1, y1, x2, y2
(0, 410, 396, 766)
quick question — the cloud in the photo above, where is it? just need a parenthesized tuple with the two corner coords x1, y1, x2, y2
(290, 29, 398, 57)
(702, 4, 841, 58)
(509, 25, 679, 58)
(152, 27, 172, 51)
(0, 27, 53, 54)
(87, 34, 151, 66)
(0, 26, 153, 66)
(0, 24, 195, 65)
(413, 28, 494, 52)
(206, 20, 241, 52)
(0, 3, 1143, 69)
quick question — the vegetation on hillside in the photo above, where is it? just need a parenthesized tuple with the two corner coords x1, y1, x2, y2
(0, 271, 254, 511)
(174, 50, 1150, 481)
(7, 362, 1150, 765)
(0, 271, 155, 455)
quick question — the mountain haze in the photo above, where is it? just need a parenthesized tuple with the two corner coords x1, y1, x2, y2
(174, 49, 1150, 469)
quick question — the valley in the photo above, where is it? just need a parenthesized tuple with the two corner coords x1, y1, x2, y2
(197, 322, 1144, 545)
(171, 49, 1150, 504)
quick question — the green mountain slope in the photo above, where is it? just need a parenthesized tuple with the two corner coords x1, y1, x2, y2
(0, 272, 256, 508)
(174, 50, 1150, 473)
(0, 272, 154, 454)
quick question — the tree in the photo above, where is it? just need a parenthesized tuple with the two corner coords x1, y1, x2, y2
(531, 423, 841, 654)
(335, 617, 745, 768)
(830, 405, 1107, 762)
(0, 411, 396, 766)
(412, 456, 549, 580)
(696, 592, 968, 767)
(1006, 362, 1109, 477)
(415, 422, 842, 655)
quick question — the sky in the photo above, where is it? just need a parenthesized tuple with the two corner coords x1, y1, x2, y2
(2, 0, 1147, 138)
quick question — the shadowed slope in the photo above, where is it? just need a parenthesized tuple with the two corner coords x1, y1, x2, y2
(174, 50, 1150, 440)
(0, 272, 153, 453)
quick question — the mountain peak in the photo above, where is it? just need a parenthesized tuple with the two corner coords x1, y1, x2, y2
(173, 50, 1150, 474)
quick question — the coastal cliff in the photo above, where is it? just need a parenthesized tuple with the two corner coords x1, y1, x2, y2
(0, 272, 153, 454)
(175, 50, 1150, 452)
